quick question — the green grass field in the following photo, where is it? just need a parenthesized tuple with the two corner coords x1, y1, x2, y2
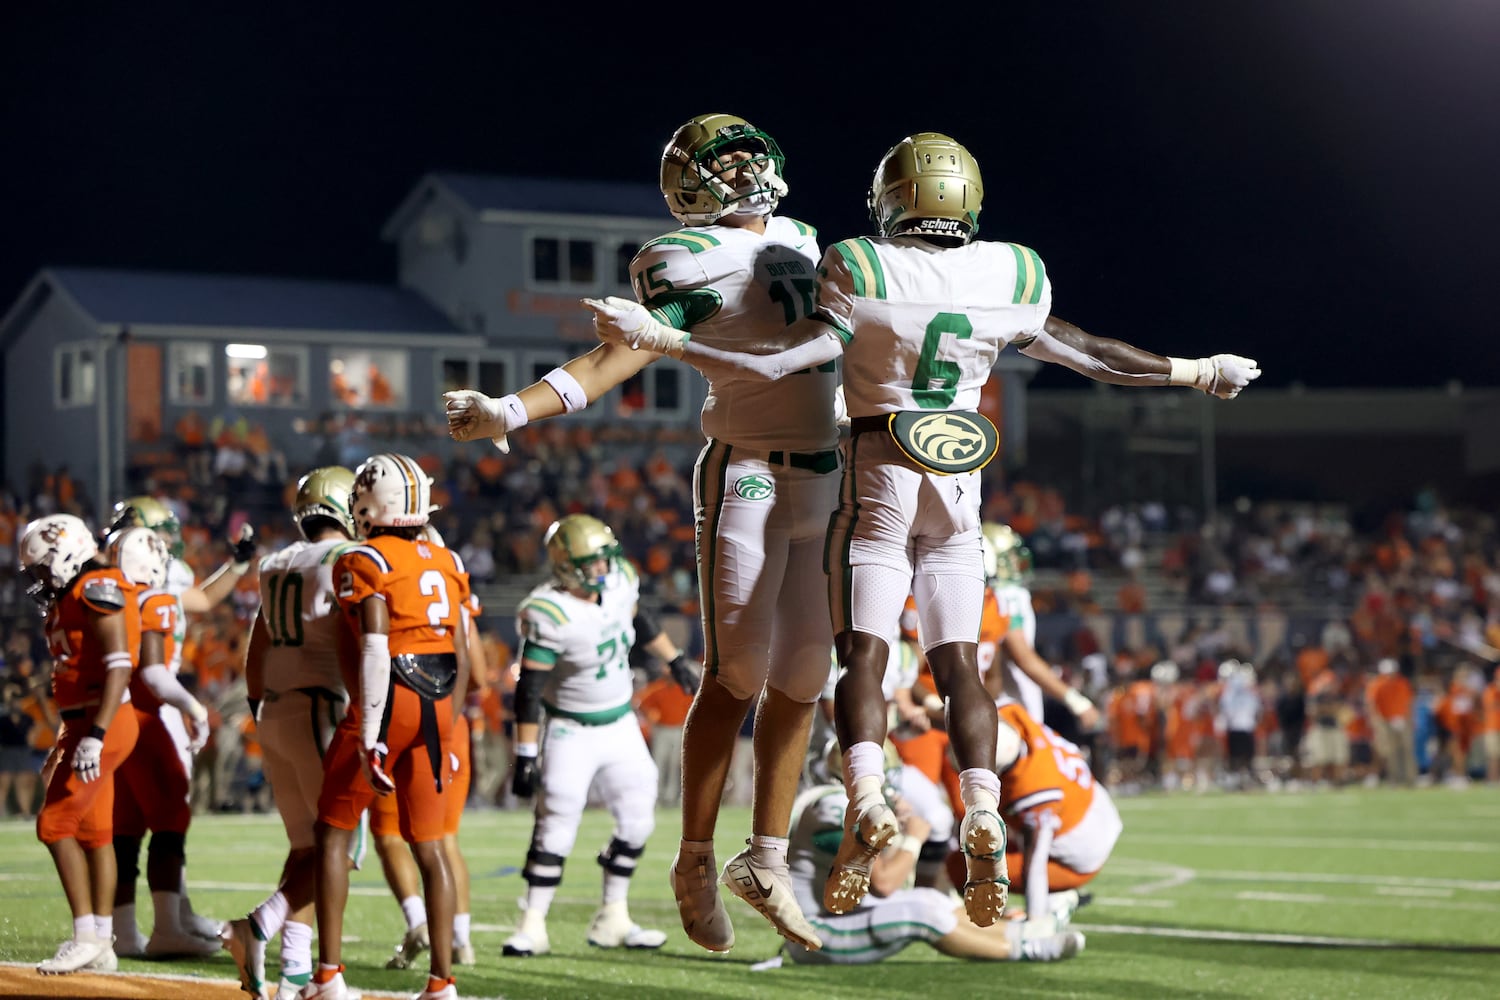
(3, 786, 1498, 999)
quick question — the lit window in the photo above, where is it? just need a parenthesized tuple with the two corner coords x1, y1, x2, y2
(54, 344, 97, 408)
(328, 349, 408, 409)
(227, 344, 306, 406)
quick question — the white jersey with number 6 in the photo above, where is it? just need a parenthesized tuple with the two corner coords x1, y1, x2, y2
(816, 236, 1052, 417)
(256, 538, 356, 696)
(516, 561, 640, 718)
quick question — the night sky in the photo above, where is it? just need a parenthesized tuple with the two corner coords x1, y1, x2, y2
(5, 3, 1498, 389)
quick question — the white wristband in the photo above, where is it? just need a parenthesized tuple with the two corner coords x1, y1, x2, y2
(1063, 689, 1095, 718)
(894, 835, 923, 859)
(497, 393, 529, 430)
(515, 742, 539, 758)
(1167, 357, 1201, 387)
(540, 368, 588, 413)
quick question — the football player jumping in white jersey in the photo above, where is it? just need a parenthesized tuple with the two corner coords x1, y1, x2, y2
(591, 131, 1260, 927)
(220, 468, 360, 1000)
(502, 515, 673, 957)
(447, 113, 835, 952)
(108, 495, 259, 946)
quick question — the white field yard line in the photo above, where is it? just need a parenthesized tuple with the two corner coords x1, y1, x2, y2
(1072, 923, 1500, 951)
(0, 962, 511, 999)
(1108, 859, 1500, 892)
(1233, 890, 1500, 913)
(1123, 833, 1498, 853)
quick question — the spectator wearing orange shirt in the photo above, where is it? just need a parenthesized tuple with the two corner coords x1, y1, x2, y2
(1434, 669, 1483, 783)
(1365, 659, 1415, 785)
(1483, 667, 1500, 783)
(637, 671, 697, 807)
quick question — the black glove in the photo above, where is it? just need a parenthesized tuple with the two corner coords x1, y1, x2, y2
(668, 652, 700, 696)
(231, 524, 257, 566)
(511, 753, 540, 799)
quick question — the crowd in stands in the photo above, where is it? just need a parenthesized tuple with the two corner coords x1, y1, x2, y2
(4, 413, 1500, 819)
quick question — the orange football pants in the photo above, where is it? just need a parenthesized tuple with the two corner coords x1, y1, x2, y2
(38, 706, 141, 849)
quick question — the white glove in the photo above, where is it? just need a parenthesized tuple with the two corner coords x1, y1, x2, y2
(185, 703, 210, 754)
(73, 736, 104, 783)
(1198, 354, 1261, 399)
(833, 383, 851, 429)
(582, 296, 688, 358)
(443, 389, 516, 453)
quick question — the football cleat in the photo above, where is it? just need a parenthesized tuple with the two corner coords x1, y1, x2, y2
(114, 924, 149, 958)
(1020, 929, 1087, 962)
(452, 941, 476, 966)
(823, 800, 899, 915)
(385, 922, 430, 970)
(960, 808, 1010, 927)
(502, 908, 549, 957)
(586, 900, 666, 950)
(274, 979, 307, 1000)
(36, 934, 106, 975)
(147, 925, 224, 957)
(223, 918, 269, 998)
(720, 843, 822, 950)
(181, 897, 226, 940)
(84, 938, 119, 972)
(412, 977, 458, 1000)
(296, 969, 352, 999)
(671, 848, 734, 952)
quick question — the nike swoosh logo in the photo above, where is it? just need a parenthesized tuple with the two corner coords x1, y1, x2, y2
(747, 865, 776, 899)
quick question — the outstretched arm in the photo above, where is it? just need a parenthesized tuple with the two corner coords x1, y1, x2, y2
(445, 341, 658, 451)
(1019, 315, 1260, 399)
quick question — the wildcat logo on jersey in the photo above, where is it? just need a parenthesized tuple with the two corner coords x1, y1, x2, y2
(889, 410, 999, 475)
(734, 475, 774, 501)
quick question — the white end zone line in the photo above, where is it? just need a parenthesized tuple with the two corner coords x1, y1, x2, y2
(1074, 923, 1500, 953)
(1108, 860, 1500, 893)
(0, 962, 510, 999)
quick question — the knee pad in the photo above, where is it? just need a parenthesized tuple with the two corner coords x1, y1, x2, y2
(596, 837, 646, 879)
(523, 847, 566, 888)
(768, 648, 833, 705)
(113, 835, 143, 883)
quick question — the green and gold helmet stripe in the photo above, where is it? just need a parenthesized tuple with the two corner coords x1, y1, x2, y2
(832, 239, 887, 300)
(1009, 244, 1045, 305)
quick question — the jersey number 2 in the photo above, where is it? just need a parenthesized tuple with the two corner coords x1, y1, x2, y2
(419, 570, 453, 628)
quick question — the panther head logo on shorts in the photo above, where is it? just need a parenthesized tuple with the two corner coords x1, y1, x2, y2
(734, 474, 774, 501)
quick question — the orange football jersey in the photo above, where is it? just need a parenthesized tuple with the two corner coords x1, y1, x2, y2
(334, 535, 471, 655)
(46, 566, 139, 710)
(998, 701, 1096, 837)
(128, 588, 180, 713)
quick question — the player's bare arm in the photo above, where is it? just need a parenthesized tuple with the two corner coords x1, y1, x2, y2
(452, 607, 472, 728)
(1018, 315, 1261, 399)
(1001, 630, 1100, 730)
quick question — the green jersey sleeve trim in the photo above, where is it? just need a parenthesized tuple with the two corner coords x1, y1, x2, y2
(644, 288, 722, 328)
(1008, 244, 1045, 305)
(832, 239, 888, 300)
(641, 230, 721, 253)
(519, 597, 569, 625)
(518, 639, 559, 666)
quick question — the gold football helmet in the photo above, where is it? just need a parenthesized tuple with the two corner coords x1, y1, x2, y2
(293, 466, 358, 540)
(543, 514, 622, 595)
(867, 132, 983, 244)
(660, 113, 788, 225)
(980, 522, 1033, 587)
(110, 495, 183, 557)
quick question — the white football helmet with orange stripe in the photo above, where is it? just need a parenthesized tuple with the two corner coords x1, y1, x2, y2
(19, 514, 99, 605)
(350, 453, 437, 534)
(107, 526, 169, 589)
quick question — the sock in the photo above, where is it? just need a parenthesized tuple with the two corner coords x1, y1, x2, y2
(452, 912, 471, 948)
(676, 838, 714, 868)
(74, 915, 95, 942)
(251, 891, 290, 941)
(601, 872, 630, 905)
(427, 975, 453, 993)
(748, 835, 789, 869)
(115, 902, 137, 937)
(314, 963, 342, 982)
(152, 890, 184, 935)
(280, 920, 313, 981)
(400, 894, 428, 931)
(959, 767, 1001, 814)
(525, 885, 557, 920)
(95, 914, 113, 941)
(843, 741, 887, 810)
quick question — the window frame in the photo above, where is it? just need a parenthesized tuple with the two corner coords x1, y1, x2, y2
(53, 342, 98, 409)
(326, 346, 410, 411)
(167, 341, 215, 407)
(224, 342, 309, 409)
(524, 229, 601, 293)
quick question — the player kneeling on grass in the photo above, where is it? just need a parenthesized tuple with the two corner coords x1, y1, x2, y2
(945, 701, 1122, 931)
(503, 515, 678, 957)
(781, 753, 1083, 966)
(302, 454, 470, 1000)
